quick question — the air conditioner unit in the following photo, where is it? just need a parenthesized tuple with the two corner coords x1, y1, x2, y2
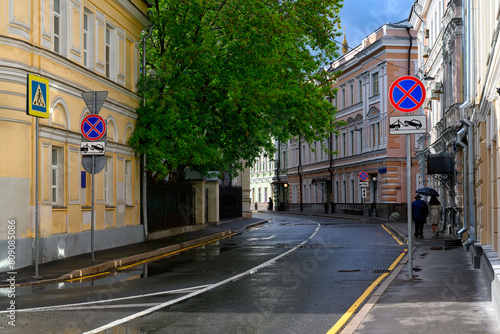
(433, 82, 444, 94)
(422, 46, 430, 58)
(430, 89, 440, 100)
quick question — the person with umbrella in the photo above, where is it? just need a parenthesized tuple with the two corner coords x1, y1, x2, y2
(412, 194, 429, 239)
(428, 195, 442, 237)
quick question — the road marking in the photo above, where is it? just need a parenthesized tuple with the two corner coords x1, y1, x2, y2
(326, 249, 406, 334)
(0, 285, 211, 314)
(381, 224, 403, 245)
(66, 271, 111, 282)
(83, 224, 321, 334)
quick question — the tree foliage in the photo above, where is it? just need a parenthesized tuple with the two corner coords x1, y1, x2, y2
(130, 0, 344, 182)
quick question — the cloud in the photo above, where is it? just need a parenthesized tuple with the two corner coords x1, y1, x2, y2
(339, 0, 415, 49)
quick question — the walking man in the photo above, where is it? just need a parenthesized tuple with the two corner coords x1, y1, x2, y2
(412, 194, 429, 239)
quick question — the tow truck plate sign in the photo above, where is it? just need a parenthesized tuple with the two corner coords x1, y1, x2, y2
(80, 141, 106, 155)
(389, 115, 427, 135)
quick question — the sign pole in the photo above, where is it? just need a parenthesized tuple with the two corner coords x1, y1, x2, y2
(91, 91, 96, 263)
(34, 117, 41, 278)
(407, 133, 413, 280)
(91, 155, 95, 263)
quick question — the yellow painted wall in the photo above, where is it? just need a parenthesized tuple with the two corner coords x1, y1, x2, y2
(0, 0, 149, 243)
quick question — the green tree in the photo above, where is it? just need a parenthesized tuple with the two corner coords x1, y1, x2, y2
(130, 0, 344, 182)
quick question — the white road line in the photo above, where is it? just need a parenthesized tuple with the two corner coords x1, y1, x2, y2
(83, 223, 321, 334)
(52, 303, 162, 311)
(0, 285, 211, 314)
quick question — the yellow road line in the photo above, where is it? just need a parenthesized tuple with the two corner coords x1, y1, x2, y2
(66, 271, 111, 282)
(326, 248, 406, 334)
(327, 273, 389, 334)
(381, 225, 403, 245)
(65, 233, 237, 282)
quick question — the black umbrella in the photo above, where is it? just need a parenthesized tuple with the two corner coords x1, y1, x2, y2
(416, 187, 439, 197)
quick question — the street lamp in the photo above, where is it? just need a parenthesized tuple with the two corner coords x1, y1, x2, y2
(372, 176, 378, 216)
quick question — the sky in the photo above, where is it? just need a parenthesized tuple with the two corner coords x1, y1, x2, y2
(337, 0, 416, 49)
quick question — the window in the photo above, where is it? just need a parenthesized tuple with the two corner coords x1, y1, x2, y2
(83, 9, 95, 69)
(351, 179, 355, 203)
(83, 13, 88, 66)
(51, 147, 64, 206)
(105, 24, 116, 80)
(358, 128, 363, 154)
(125, 160, 132, 205)
(342, 133, 346, 157)
(104, 157, 113, 205)
(349, 84, 354, 106)
(106, 27, 111, 78)
(372, 72, 379, 96)
(350, 130, 354, 156)
(53, 0, 61, 54)
(372, 123, 380, 149)
(343, 180, 347, 203)
(358, 80, 363, 102)
(341, 87, 346, 109)
(335, 181, 339, 202)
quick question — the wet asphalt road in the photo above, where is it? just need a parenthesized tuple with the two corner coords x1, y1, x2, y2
(2, 213, 405, 333)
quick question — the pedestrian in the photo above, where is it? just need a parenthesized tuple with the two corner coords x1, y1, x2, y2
(428, 195, 442, 237)
(412, 194, 429, 239)
(268, 197, 273, 211)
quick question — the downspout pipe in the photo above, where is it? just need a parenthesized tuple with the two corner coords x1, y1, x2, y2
(459, 0, 477, 247)
(462, 119, 476, 247)
(141, 25, 153, 240)
(298, 138, 303, 212)
(406, 27, 412, 76)
(329, 132, 334, 212)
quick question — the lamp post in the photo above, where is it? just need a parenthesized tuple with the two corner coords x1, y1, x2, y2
(372, 176, 377, 217)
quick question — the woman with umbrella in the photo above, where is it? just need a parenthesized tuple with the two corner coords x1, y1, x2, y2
(428, 195, 442, 237)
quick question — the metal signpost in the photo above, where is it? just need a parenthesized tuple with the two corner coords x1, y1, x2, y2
(26, 74, 49, 278)
(359, 172, 369, 217)
(81, 91, 108, 263)
(389, 76, 426, 281)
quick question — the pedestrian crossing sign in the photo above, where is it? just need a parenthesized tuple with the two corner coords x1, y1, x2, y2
(27, 74, 49, 118)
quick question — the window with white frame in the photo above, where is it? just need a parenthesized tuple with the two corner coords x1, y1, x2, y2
(371, 72, 379, 96)
(125, 160, 132, 205)
(343, 180, 347, 203)
(104, 157, 114, 205)
(51, 147, 64, 206)
(105, 24, 116, 80)
(358, 128, 363, 154)
(350, 130, 354, 156)
(372, 122, 380, 149)
(351, 179, 355, 203)
(341, 87, 346, 109)
(83, 9, 95, 69)
(342, 133, 346, 157)
(358, 79, 363, 102)
(349, 83, 354, 106)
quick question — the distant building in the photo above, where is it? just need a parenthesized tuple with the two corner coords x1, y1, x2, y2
(284, 22, 420, 218)
(0, 0, 149, 270)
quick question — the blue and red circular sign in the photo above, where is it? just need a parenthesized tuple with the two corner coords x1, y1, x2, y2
(81, 115, 106, 141)
(359, 172, 369, 181)
(389, 76, 425, 112)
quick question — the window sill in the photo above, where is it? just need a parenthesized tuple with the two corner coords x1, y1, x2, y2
(52, 206, 67, 210)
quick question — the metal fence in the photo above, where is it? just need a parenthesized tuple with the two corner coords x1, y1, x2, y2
(147, 181, 195, 233)
(219, 185, 242, 220)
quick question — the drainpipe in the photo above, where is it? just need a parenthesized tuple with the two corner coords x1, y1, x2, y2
(460, 0, 477, 247)
(329, 132, 334, 212)
(141, 25, 153, 240)
(462, 119, 476, 247)
(406, 27, 412, 76)
(298, 138, 303, 212)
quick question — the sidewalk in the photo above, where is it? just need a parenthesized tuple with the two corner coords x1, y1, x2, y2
(0, 217, 266, 287)
(344, 221, 500, 334)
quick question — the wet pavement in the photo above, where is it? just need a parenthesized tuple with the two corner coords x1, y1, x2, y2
(347, 221, 500, 334)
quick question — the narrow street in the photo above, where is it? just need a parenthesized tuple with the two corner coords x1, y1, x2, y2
(2, 213, 405, 333)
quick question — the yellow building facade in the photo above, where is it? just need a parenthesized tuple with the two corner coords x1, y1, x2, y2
(0, 0, 149, 270)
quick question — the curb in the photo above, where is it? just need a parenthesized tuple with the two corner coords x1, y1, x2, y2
(10, 219, 269, 287)
(384, 222, 408, 244)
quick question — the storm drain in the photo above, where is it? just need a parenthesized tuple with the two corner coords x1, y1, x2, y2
(373, 269, 392, 274)
(338, 269, 361, 272)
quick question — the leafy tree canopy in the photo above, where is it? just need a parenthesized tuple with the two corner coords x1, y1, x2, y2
(130, 0, 344, 182)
